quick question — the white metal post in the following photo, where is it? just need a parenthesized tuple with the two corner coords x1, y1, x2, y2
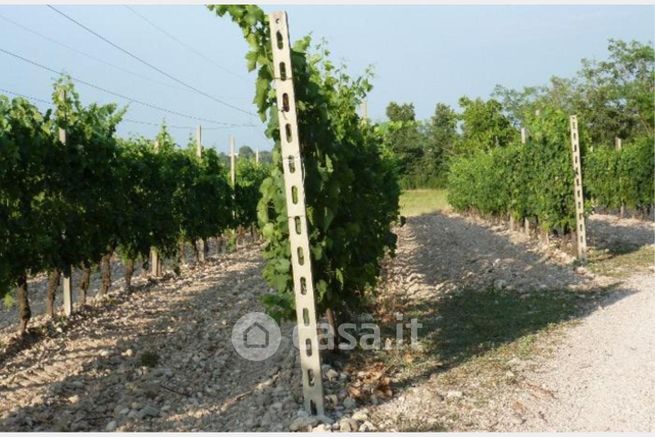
(196, 125, 203, 158)
(150, 139, 162, 276)
(569, 116, 587, 262)
(59, 127, 73, 316)
(521, 127, 530, 234)
(615, 137, 625, 217)
(269, 10, 324, 416)
(229, 135, 238, 248)
(196, 126, 205, 262)
(230, 135, 236, 187)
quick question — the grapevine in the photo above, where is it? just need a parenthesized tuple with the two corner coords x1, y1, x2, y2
(209, 5, 400, 321)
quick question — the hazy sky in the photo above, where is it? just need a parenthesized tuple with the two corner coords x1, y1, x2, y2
(0, 5, 653, 153)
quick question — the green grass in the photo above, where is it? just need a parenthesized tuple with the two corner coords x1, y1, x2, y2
(400, 189, 449, 217)
(406, 287, 589, 369)
(368, 285, 602, 389)
(3, 292, 15, 310)
(587, 244, 655, 278)
(355, 285, 609, 431)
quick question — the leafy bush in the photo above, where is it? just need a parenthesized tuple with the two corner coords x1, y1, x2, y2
(235, 158, 270, 229)
(581, 135, 653, 214)
(211, 5, 400, 320)
(0, 95, 54, 296)
(617, 135, 654, 212)
(0, 82, 235, 331)
(448, 108, 579, 235)
(585, 146, 621, 209)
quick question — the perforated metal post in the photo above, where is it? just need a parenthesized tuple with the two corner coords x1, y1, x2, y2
(59, 127, 73, 316)
(150, 139, 162, 276)
(196, 126, 205, 262)
(615, 137, 625, 217)
(569, 116, 587, 262)
(269, 10, 324, 416)
(521, 127, 530, 234)
(229, 135, 238, 248)
(230, 135, 236, 187)
(196, 125, 203, 157)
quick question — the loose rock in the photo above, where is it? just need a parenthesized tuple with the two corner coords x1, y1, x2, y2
(343, 397, 357, 409)
(289, 416, 319, 432)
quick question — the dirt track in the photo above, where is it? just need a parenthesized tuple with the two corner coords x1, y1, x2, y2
(364, 212, 654, 432)
(508, 272, 655, 431)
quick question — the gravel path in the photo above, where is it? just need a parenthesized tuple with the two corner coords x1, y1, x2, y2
(0, 244, 307, 431)
(505, 214, 655, 431)
(507, 272, 655, 432)
(0, 212, 652, 432)
(363, 211, 654, 432)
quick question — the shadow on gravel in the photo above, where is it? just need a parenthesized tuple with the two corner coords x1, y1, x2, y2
(586, 215, 654, 257)
(0, 246, 294, 432)
(0, 281, 156, 369)
(375, 212, 637, 397)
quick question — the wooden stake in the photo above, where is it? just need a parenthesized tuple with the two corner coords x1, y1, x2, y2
(569, 115, 587, 262)
(520, 127, 527, 145)
(270, 10, 325, 416)
(361, 99, 368, 124)
(256, 147, 260, 164)
(59, 127, 73, 316)
(150, 248, 161, 276)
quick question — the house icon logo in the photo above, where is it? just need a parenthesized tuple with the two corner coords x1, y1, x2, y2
(232, 312, 281, 361)
(243, 321, 269, 348)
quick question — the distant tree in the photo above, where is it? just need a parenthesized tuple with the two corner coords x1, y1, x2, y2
(456, 97, 517, 156)
(217, 151, 230, 167)
(494, 39, 654, 148)
(257, 150, 273, 164)
(155, 122, 177, 152)
(382, 101, 424, 179)
(239, 145, 255, 160)
(422, 103, 458, 186)
(574, 39, 654, 146)
(386, 102, 416, 122)
(493, 78, 577, 129)
(426, 103, 458, 156)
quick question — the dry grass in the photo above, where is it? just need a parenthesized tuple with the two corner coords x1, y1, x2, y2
(399, 189, 449, 217)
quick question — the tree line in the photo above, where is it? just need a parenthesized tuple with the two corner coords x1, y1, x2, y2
(379, 39, 654, 192)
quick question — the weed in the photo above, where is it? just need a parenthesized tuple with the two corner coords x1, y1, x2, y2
(139, 350, 160, 368)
